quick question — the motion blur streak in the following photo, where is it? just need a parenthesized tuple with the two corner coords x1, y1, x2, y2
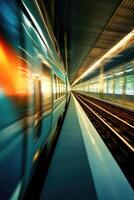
(0, 38, 28, 96)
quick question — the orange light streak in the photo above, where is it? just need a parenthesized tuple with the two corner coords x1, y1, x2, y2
(0, 38, 28, 96)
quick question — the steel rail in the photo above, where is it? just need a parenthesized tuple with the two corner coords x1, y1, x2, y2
(75, 93, 134, 129)
(75, 94, 134, 152)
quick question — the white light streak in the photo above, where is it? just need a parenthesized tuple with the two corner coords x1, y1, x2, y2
(125, 68, 133, 73)
(115, 71, 124, 76)
(22, 2, 52, 55)
(72, 29, 134, 87)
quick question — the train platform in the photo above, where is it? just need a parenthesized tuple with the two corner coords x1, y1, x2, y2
(40, 94, 133, 200)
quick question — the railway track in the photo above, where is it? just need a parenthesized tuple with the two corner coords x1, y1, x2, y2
(76, 93, 134, 126)
(73, 92, 134, 189)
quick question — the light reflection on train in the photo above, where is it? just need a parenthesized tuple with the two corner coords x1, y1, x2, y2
(0, 0, 69, 199)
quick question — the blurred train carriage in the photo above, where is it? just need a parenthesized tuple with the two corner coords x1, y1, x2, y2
(0, 0, 69, 199)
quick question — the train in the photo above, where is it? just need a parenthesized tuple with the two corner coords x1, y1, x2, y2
(73, 54, 134, 110)
(0, 0, 70, 199)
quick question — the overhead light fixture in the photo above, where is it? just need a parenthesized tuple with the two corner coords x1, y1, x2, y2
(71, 29, 134, 87)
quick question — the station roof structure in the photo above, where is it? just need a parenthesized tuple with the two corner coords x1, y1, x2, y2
(44, 0, 134, 84)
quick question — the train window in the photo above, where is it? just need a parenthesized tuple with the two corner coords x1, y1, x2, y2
(62, 81, 65, 95)
(53, 74, 57, 100)
(60, 79, 62, 97)
(59, 78, 61, 97)
(57, 77, 60, 98)
(61, 80, 63, 96)
(60, 80, 62, 96)
(57, 76, 60, 98)
(60, 81, 62, 96)
(62, 79, 65, 96)
(42, 63, 52, 112)
(56, 75, 58, 99)
(56, 76, 59, 99)
(34, 77, 42, 138)
(62, 84, 64, 95)
(53, 75, 65, 100)
(53, 74, 63, 100)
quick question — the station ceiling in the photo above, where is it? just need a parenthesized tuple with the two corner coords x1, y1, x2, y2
(44, 0, 134, 84)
